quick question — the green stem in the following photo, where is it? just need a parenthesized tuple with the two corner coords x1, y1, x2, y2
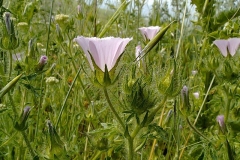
(45, 0, 54, 56)
(35, 74, 44, 140)
(103, 87, 125, 129)
(61, 36, 91, 103)
(147, 96, 168, 124)
(91, 150, 102, 160)
(127, 137, 134, 160)
(8, 93, 37, 158)
(55, 66, 81, 127)
(8, 50, 12, 80)
(21, 131, 37, 158)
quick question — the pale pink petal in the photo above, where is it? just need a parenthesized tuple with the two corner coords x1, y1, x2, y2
(89, 37, 120, 71)
(139, 26, 161, 40)
(213, 40, 228, 57)
(135, 44, 141, 60)
(74, 36, 94, 70)
(227, 38, 240, 56)
(139, 28, 148, 41)
(135, 44, 141, 67)
(111, 38, 132, 69)
(89, 40, 104, 71)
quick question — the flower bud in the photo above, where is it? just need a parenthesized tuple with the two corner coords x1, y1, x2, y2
(35, 55, 48, 71)
(0, 12, 19, 50)
(76, 5, 83, 19)
(47, 120, 64, 158)
(4, 12, 12, 35)
(124, 79, 156, 115)
(180, 85, 191, 116)
(14, 106, 31, 131)
(216, 115, 226, 134)
(56, 24, 64, 43)
(0, 74, 23, 98)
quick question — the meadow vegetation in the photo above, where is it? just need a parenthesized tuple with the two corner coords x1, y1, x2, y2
(1, 0, 240, 159)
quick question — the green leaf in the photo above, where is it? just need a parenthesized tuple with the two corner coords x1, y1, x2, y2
(98, 0, 130, 38)
(213, 9, 240, 30)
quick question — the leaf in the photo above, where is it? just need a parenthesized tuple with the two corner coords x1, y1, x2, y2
(213, 9, 240, 30)
(228, 120, 240, 132)
(98, 0, 130, 38)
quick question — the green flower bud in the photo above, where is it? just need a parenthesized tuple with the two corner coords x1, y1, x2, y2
(55, 24, 64, 43)
(14, 106, 31, 131)
(47, 120, 64, 158)
(124, 79, 156, 115)
(0, 12, 19, 50)
(0, 73, 22, 99)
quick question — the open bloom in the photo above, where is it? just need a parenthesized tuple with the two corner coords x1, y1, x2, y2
(139, 26, 161, 41)
(213, 38, 240, 57)
(74, 36, 132, 72)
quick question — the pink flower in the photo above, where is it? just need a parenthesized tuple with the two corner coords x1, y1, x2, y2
(213, 38, 240, 57)
(38, 55, 48, 65)
(139, 26, 161, 41)
(74, 36, 132, 72)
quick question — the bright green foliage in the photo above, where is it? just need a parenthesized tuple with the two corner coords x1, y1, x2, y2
(1, 0, 240, 159)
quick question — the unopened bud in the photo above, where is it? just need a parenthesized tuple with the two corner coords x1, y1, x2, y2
(14, 106, 31, 131)
(56, 24, 64, 43)
(36, 55, 48, 71)
(4, 12, 11, 35)
(180, 85, 191, 116)
(216, 115, 226, 134)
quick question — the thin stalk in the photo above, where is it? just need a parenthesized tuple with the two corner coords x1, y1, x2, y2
(103, 87, 125, 129)
(8, 50, 12, 80)
(64, 34, 91, 102)
(35, 74, 44, 140)
(45, 0, 54, 56)
(175, 0, 188, 58)
(148, 104, 166, 160)
(179, 75, 215, 159)
(91, 150, 102, 160)
(55, 66, 81, 127)
(127, 137, 134, 160)
(83, 123, 91, 160)
(21, 131, 36, 158)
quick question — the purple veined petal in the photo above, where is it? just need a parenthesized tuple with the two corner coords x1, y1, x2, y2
(89, 40, 104, 71)
(146, 26, 161, 40)
(227, 38, 240, 56)
(139, 27, 149, 41)
(74, 36, 94, 70)
(213, 40, 228, 57)
(111, 38, 132, 70)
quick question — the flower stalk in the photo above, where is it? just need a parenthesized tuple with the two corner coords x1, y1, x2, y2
(103, 87, 125, 129)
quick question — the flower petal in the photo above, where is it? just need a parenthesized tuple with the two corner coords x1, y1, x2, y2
(74, 36, 94, 70)
(227, 38, 240, 56)
(213, 40, 228, 57)
(111, 38, 132, 69)
(139, 26, 161, 40)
